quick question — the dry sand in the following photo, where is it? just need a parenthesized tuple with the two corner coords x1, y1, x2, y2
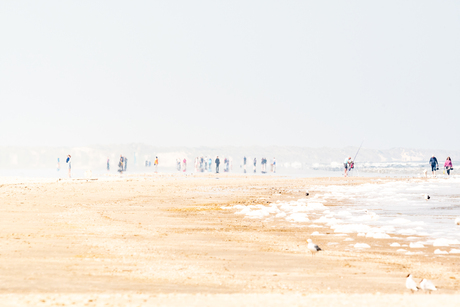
(0, 174, 459, 306)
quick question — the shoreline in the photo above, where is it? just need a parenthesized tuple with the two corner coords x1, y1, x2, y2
(0, 175, 459, 305)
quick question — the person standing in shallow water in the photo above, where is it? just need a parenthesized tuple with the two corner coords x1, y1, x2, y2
(215, 156, 220, 173)
(253, 158, 257, 173)
(444, 157, 453, 176)
(429, 155, 439, 177)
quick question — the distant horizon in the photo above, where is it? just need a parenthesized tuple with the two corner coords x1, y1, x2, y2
(1, 143, 460, 152)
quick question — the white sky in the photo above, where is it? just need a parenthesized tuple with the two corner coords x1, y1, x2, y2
(1, 1, 459, 149)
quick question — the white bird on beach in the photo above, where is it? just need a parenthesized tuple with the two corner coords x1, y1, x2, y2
(406, 274, 419, 292)
(307, 239, 322, 256)
(455, 217, 460, 225)
(420, 279, 437, 293)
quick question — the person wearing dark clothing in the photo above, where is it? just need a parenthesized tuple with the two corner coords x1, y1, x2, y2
(429, 155, 438, 176)
(253, 158, 257, 173)
(243, 156, 247, 173)
(118, 155, 124, 173)
(215, 156, 220, 173)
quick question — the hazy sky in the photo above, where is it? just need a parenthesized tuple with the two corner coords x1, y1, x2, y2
(1, 1, 459, 149)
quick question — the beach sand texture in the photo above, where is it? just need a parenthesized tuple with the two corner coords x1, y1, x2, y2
(1, 174, 459, 306)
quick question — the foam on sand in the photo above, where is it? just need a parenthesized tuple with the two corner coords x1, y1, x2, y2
(354, 243, 371, 248)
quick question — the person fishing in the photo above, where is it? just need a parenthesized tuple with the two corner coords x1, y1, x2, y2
(344, 156, 352, 177)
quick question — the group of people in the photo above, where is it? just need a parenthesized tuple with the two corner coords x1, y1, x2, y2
(172, 156, 277, 174)
(344, 155, 455, 177)
(429, 155, 453, 177)
(118, 155, 128, 173)
(244, 157, 276, 174)
(343, 156, 354, 177)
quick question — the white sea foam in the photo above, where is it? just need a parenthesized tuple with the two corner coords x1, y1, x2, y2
(433, 238, 450, 247)
(406, 251, 424, 255)
(331, 224, 371, 234)
(228, 178, 460, 246)
(286, 213, 309, 222)
(390, 242, 400, 247)
(434, 249, 449, 255)
(449, 249, 460, 254)
(410, 242, 425, 248)
(354, 243, 371, 248)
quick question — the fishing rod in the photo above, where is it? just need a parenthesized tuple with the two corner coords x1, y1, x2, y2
(349, 140, 364, 177)
(353, 140, 364, 163)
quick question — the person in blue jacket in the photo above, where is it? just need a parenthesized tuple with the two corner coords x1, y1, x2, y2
(429, 155, 439, 177)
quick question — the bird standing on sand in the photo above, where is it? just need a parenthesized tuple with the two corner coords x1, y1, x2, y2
(420, 279, 437, 293)
(406, 274, 419, 292)
(307, 239, 322, 256)
(424, 194, 430, 200)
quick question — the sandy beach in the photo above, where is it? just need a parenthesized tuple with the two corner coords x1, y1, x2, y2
(1, 174, 459, 306)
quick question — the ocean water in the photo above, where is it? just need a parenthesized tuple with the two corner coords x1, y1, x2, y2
(225, 177, 460, 254)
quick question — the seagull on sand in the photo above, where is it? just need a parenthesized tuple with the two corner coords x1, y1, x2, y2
(307, 239, 322, 256)
(420, 279, 437, 293)
(424, 194, 430, 200)
(406, 274, 419, 292)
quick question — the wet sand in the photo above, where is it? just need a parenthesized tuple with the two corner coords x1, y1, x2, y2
(0, 174, 459, 306)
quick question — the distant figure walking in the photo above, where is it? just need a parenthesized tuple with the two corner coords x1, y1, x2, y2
(57, 158, 60, 172)
(182, 158, 187, 172)
(243, 156, 247, 173)
(215, 156, 221, 173)
(154, 156, 159, 172)
(107, 158, 110, 171)
(118, 155, 124, 174)
(429, 155, 439, 177)
(208, 157, 212, 172)
(124, 157, 128, 171)
(176, 159, 181, 171)
(444, 157, 453, 176)
(253, 158, 257, 173)
(66, 155, 72, 178)
(272, 157, 276, 173)
(344, 156, 352, 177)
